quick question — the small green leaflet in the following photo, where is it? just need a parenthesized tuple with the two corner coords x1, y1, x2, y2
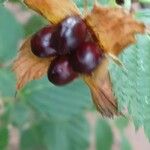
(0, 0, 5, 4)
(96, 119, 113, 150)
(0, 127, 9, 150)
(109, 9, 150, 139)
(20, 115, 89, 150)
(0, 6, 23, 64)
(18, 78, 92, 121)
(0, 68, 16, 97)
(121, 135, 132, 150)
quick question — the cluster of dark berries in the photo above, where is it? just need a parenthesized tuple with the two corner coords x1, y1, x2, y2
(31, 16, 104, 86)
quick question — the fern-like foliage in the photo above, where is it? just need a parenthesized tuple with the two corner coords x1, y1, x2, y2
(110, 21, 150, 139)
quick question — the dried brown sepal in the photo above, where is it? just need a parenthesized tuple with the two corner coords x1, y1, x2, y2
(13, 38, 53, 90)
(83, 59, 119, 117)
(85, 4, 145, 55)
(24, 0, 81, 24)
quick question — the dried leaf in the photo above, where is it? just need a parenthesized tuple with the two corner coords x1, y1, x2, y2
(24, 0, 81, 24)
(13, 38, 53, 90)
(83, 59, 119, 117)
(85, 4, 145, 55)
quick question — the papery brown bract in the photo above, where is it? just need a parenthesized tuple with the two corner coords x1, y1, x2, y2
(13, 38, 53, 90)
(84, 59, 119, 117)
(24, 0, 81, 24)
(85, 4, 145, 55)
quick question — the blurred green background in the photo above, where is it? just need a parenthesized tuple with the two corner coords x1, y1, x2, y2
(0, 0, 150, 150)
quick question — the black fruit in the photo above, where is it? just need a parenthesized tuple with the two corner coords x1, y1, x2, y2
(71, 41, 103, 74)
(48, 56, 78, 85)
(51, 16, 87, 55)
(31, 26, 57, 57)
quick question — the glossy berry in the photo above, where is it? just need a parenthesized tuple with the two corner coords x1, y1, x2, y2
(31, 26, 57, 57)
(71, 41, 103, 74)
(51, 16, 87, 55)
(48, 56, 78, 85)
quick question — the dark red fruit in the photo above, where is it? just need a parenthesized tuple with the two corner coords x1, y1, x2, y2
(51, 16, 87, 55)
(31, 26, 57, 57)
(71, 41, 103, 74)
(48, 56, 78, 85)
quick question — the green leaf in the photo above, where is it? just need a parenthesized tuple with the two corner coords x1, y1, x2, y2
(0, 0, 5, 3)
(74, 0, 94, 8)
(96, 119, 113, 150)
(110, 35, 150, 128)
(42, 115, 89, 150)
(114, 117, 129, 132)
(135, 9, 150, 24)
(19, 78, 92, 121)
(21, 115, 89, 150)
(143, 120, 150, 141)
(0, 6, 23, 64)
(74, 0, 112, 10)
(0, 68, 16, 97)
(110, 4, 150, 130)
(10, 103, 32, 128)
(121, 135, 132, 150)
(8, 0, 21, 2)
(24, 15, 47, 37)
(109, 34, 150, 134)
(138, 0, 150, 3)
(20, 125, 46, 150)
(0, 102, 13, 125)
(99, 0, 111, 5)
(0, 127, 9, 150)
